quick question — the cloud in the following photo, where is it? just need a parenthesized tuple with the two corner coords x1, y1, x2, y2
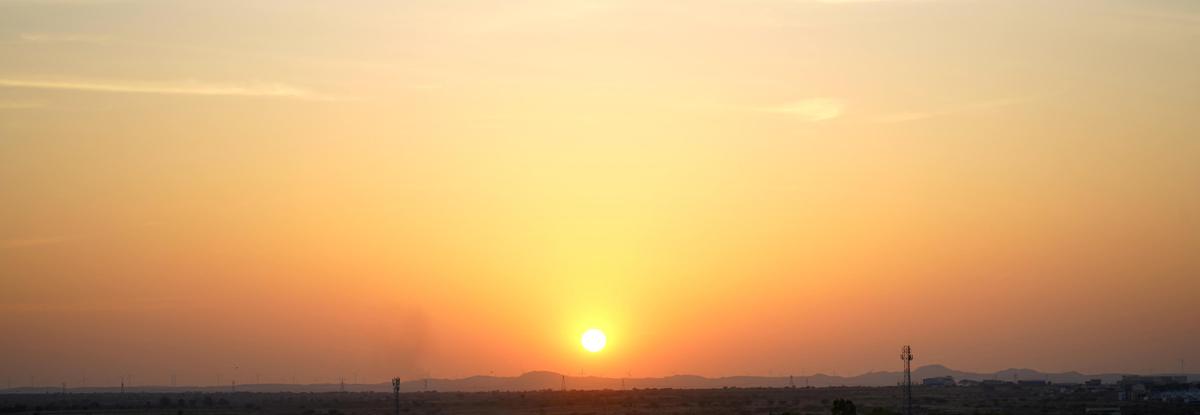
(0, 0, 133, 5)
(0, 77, 329, 100)
(2, 222, 166, 250)
(0, 100, 47, 110)
(17, 33, 113, 44)
(760, 98, 847, 122)
(872, 96, 1035, 123)
(809, 0, 940, 3)
(1119, 9, 1200, 26)
(1, 234, 82, 249)
(468, 1, 613, 34)
(0, 297, 190, 313)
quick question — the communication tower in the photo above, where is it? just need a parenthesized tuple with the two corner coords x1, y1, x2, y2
(391, 377, 401, 415)
(901, 345, 913, 415)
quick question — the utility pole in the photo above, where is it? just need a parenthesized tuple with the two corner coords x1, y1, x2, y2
(901, 345, 913, 415)
(392, 378, 401, 415)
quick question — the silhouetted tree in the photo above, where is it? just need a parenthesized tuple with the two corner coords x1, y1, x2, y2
(831, 399, 856, 415)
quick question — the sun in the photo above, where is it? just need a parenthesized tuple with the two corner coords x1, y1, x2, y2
(581, 328, 606, 353)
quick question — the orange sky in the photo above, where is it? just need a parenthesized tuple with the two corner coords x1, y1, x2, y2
(1, 0, 1199, 387)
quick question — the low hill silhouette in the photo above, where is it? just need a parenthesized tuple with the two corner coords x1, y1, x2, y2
(3, 365, 1191, 393)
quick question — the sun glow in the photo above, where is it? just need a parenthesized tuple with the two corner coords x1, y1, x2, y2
(581, 329, 606, 353)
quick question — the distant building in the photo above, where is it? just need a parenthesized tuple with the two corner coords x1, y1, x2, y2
(1118, 375, 1187, 386)
(1120, 384, 1149, 401)
(922, 376, 955, 387)
(1156, 389, 1200, 403)
(980, 379, 1011, 386)
(1085, 379, 1103, 386)
(957, 379, 980, 387)
(1017, 380, 1048, 386)
(1118, 375, 1190, 401)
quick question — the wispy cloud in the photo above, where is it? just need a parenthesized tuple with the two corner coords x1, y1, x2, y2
(0, 100, 47, 110)
(1, 221, 166, 250)
(0, 0, 133, 5)
(0, 297, 191, 313)
(759, 98, 847, 122)
(1118, 9, 1200, 26)
(469, 1, 613, 34)
(1, 234, 82, 249)
(0, 77, 330, 100)
(17, 33, 113, 44)
(809, 0, 941, 4)
(872, 96, 1035, 123)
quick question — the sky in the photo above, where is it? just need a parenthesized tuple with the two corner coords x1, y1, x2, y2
(1, 0, 1199, 388)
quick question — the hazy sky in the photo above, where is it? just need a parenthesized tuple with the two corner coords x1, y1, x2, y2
(2, 0, 1199, 387)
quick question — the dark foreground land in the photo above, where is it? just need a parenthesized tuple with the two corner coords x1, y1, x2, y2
(2, 386, 1196, 415)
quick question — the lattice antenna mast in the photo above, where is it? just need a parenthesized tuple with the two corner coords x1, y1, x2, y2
(901, 345, 913, 415)
(391, 378, 402, 415)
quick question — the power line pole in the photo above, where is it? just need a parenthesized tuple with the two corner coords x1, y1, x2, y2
(901, 345, 913, 415)
(391, 378, 401, 415)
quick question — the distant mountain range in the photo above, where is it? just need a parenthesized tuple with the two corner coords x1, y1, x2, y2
(3, 365, 1194, 394)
